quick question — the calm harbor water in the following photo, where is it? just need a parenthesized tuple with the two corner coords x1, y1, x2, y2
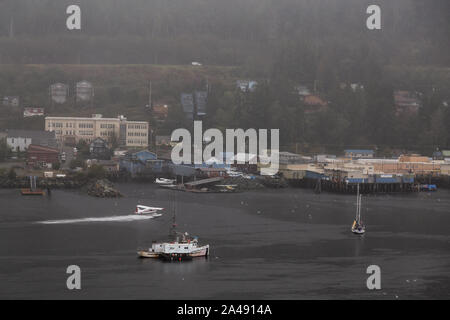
(0, 183, 449, 299)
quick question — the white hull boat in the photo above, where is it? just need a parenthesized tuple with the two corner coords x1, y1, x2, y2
(138, 234, 209, 260)
(138, 205, 210, 261)
(351, 184, 366, 235)
(156, 178, 176, 185)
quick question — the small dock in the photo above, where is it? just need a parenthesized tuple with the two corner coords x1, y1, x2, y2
(160, 177, 240, 193)
(281, 168, 418, 194)
(20, 176, 45, 196)
(21, 188, 45, 196)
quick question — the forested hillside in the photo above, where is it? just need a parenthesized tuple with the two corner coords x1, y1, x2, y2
(1, 0, 449, 67)
(0, 0, 449, 154)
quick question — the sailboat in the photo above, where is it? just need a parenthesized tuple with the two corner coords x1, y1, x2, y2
(351, 184, 366, 235)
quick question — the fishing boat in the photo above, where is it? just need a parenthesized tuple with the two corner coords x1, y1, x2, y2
(155, 178, 176, 185)
(134, 205, 164, 216)
(351, 184, 366, 235)
(21, 176, 45, 196)
(137, 197, 209, 261)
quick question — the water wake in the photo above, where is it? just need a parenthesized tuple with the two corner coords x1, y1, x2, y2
(37, 215, 156, 224)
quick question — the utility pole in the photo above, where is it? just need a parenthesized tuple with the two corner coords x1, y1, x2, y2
(9, 16, 14, 38)
(148, 81, 153, 110)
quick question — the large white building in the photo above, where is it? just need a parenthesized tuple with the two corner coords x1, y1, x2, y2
(45, 114, 149, 148)
(5, 129, 57, 152)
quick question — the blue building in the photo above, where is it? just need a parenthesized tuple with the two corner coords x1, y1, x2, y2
(119, 150, 164, 176)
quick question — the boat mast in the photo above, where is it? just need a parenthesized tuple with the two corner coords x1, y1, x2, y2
(358, 194, 362, 222)
(356, 184, 360, 221)
(170, 192, 177, 239)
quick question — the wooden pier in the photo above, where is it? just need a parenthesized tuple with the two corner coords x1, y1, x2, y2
(282, 169, 417, 194)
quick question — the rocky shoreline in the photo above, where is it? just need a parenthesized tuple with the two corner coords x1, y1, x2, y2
(86, 179, 123, 198)
(0, 174, 287, 198)
(0, 176, 123, 198)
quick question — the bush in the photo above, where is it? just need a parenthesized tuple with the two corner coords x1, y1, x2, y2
(69, 159, 84, 170)
(7, 168, 17, 180)
(87, 164, 106, 180)
(0, 139, 12, 162)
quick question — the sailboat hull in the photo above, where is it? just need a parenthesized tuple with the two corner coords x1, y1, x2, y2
(351, 227, 366, 235)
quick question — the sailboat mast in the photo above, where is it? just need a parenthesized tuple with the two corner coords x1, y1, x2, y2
(358, 194, 362, 221)
(356, 184, 360, 220)
(170, 192, 177, 237)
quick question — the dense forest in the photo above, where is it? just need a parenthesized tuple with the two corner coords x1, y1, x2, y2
(0, 0, 449, 155)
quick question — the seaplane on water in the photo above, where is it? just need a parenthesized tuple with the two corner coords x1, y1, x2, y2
(134, 205, 164, 217)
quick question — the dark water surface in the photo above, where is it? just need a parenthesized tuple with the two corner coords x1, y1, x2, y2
(0, 184, 449, 299)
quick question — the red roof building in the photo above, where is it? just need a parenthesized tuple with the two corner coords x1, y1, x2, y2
(302, 95, 328, 114)
(27, 144, 60, 167)
(394, 91, 421, 116)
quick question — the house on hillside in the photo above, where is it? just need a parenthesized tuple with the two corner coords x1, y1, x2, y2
(89, 138, 110, 159)
(295, 85, 311, 96)
(3, 96, 19, 107)
(23, 107, 45, 117)
(302, 95, 328, 114)
(394, 90, 422, 116)
(237, 80, 258, 92)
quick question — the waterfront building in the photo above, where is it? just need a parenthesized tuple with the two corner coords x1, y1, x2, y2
(26, 144, 59, 168)
(119, 150, 164, 177)
(44, 114, 148, 148)
(344, 149, 375, 159)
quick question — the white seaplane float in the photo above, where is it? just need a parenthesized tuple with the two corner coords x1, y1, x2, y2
(134, 205, 164, 217)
